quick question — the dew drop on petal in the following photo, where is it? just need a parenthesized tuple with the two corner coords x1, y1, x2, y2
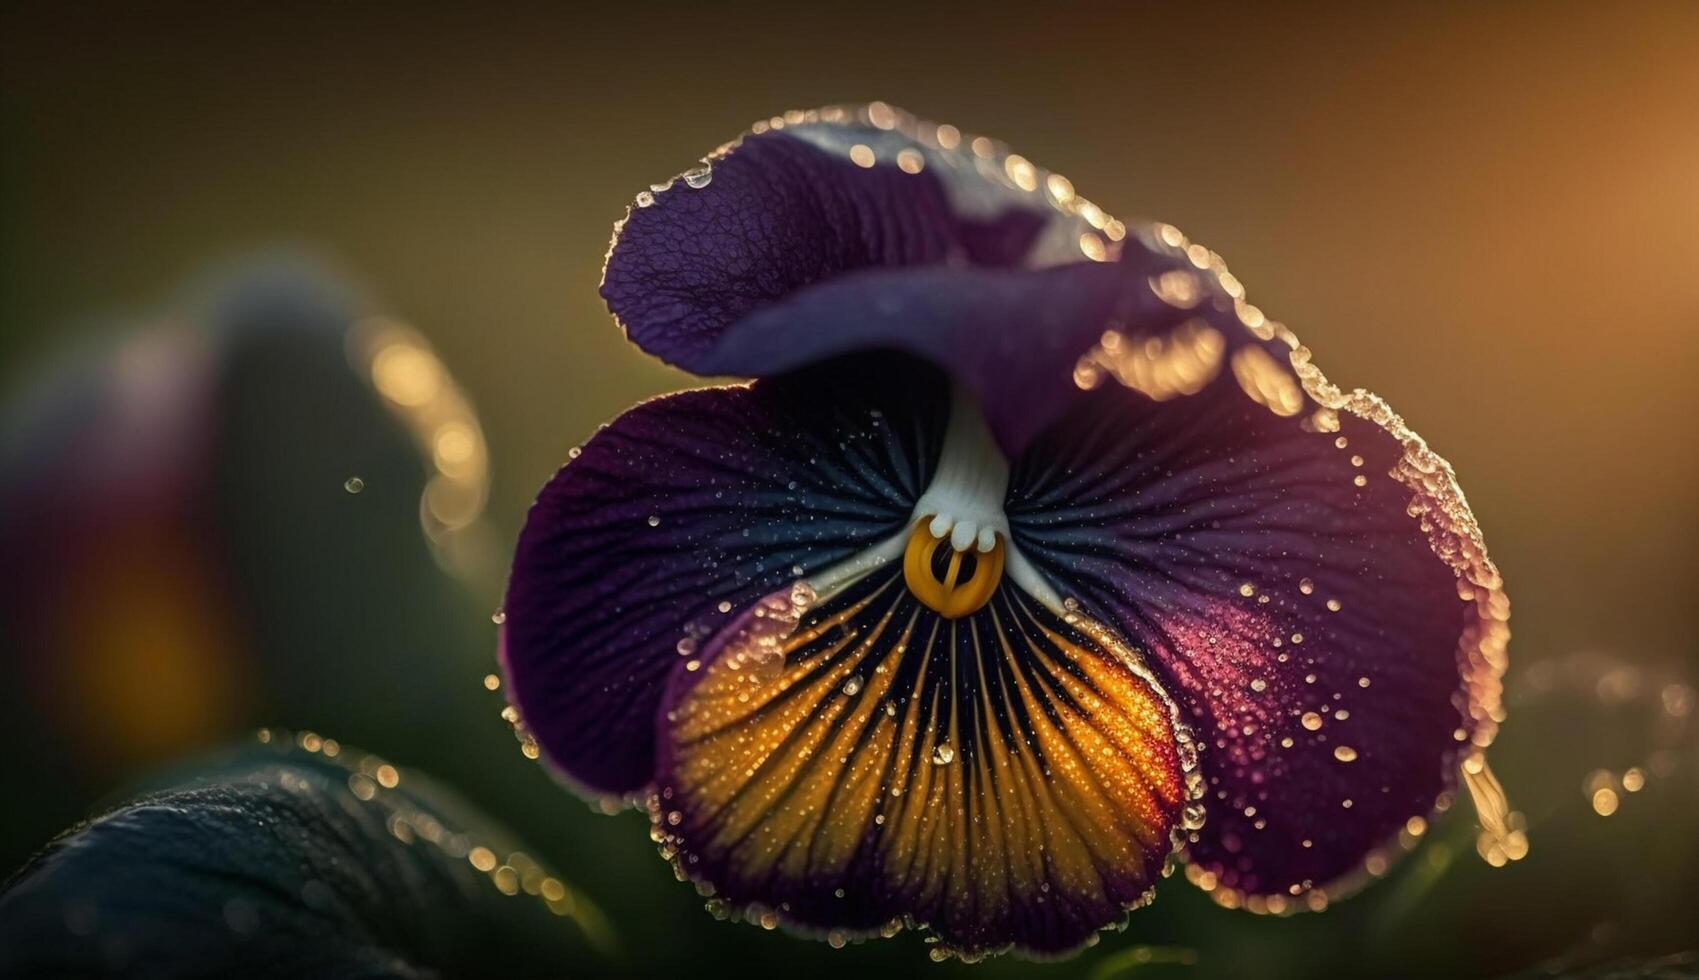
(1301, 711, 1324, 731)
(682, 165, 712, 189)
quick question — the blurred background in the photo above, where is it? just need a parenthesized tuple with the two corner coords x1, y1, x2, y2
(1, 2, 1695, 977)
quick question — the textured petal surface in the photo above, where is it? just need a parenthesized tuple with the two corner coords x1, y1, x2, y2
(651, 568, 1193, 958)
(1007, 369, 1506, 905)
(0, 738, 606, 979)
(503, 357, 948, 796)
(601, 104, 1291, 457)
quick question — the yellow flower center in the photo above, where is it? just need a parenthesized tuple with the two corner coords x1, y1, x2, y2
(902, 517, 1004, 619)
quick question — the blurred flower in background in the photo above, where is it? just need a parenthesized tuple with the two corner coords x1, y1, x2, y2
(0, 253, 502, 869)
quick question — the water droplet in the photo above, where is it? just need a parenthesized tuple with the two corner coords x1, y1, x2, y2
(682, 165, 712, 189)
(1334, 745, 1358, 762)
(842, 676, 863, 696)
(1299, 578, 1315, 595)
(1326, 598, 1342, 612)
(343, 476, 365, 494)
(635, 191, 656, 208)
(1238, 583, 1255, 597)
(1250, 678, 1268, 693)
(1301, 711, 1324, 731)
(931, 743, 954, 765)
(717, 600, 733, 613)
(647, 515, 661, 527)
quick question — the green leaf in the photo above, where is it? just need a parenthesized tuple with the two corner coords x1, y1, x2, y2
(0, 734, 614, 978)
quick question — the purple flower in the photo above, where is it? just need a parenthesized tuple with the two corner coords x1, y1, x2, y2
(502, 104, 1509, 960)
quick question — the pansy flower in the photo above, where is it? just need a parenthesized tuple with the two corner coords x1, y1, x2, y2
(502, 104, 1509, 960)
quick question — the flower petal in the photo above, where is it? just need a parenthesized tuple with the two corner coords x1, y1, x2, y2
(502, 356, 948, 797)
(651, 568, 1194, 958)
(601, 104, 1283, 457)
(1007, 369, 1507, 905)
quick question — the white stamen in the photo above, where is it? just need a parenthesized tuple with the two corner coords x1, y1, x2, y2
(808, 383, 1062, 610)
(912, 384, 1011, 551)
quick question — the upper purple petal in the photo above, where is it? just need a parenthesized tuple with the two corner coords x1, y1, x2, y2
(501, 356, 947, 796)
(600, 104, 1289, 457)
(1007, 365, 1508, 905)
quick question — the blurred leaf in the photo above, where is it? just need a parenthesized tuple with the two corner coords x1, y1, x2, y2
(1090, 944, 1200, 980)
(1502, 951, 1698, 979)
(0, 736, 612, 979)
